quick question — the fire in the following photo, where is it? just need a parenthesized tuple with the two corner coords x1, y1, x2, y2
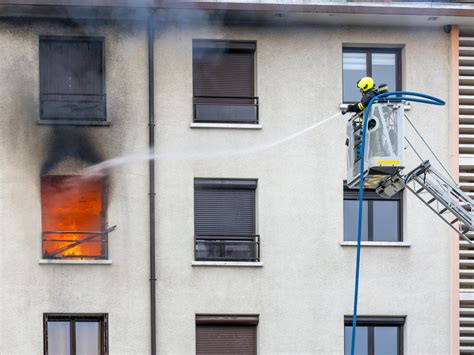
(41, 175, 106, 260)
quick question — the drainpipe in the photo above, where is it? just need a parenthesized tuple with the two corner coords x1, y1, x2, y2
(147, 15, 157, 355)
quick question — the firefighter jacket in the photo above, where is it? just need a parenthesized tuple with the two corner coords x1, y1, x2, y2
(348, 88, 379, 114)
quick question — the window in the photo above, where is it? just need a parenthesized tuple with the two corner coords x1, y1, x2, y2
(44, 314, 108, 355)
(192, 39, 258, 124)
(343, 47, 401, 103)
(194, 178, 259, 261)
(39, 36, 106, 124)
(196, 315, 258, 355)
(343, 187, 402, 242)
(344, 316, 404, 355)
(41, 175, 112, 260)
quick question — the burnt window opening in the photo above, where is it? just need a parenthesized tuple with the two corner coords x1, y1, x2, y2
(39, 36, 107, 125)
(41, 175, 114, 260)
(196, 315, 258, 355)
(194, 178, 259, 262)
(193, 39, 258, 124)
(44, 313, 108, 355)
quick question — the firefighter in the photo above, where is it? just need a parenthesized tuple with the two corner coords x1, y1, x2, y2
(342, 76, 379, 115)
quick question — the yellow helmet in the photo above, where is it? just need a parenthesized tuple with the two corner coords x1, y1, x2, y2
(357, 77, 375, 93)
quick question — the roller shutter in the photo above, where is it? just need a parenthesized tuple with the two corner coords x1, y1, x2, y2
(194, 179, 256, 236)
(193, 40, 255, 99)
(196, 314, 259, 355)
(40, 38, 104, 95)
(39, 36, 106, 122)
(196, 325, 257, 354)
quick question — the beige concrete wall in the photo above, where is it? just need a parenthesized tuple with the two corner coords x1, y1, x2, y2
(0, 19, 151, 354)
(155, 22, 452, 354)
(0, 15, 452, 355)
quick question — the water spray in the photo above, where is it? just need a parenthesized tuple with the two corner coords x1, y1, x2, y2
(85, 111, 342, 174)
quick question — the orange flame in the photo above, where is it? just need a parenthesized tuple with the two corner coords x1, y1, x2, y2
(41, 175, 106, 260)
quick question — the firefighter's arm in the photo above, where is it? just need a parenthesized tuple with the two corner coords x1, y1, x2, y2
(347, 102, 363, 113)
(359, 93, 374, 110)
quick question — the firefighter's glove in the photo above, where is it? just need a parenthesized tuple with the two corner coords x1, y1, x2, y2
(341, 108, 348, 115)
(347, 104, 356, 112)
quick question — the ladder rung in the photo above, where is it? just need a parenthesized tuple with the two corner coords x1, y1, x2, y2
(452, 218, 460, 224)
(440, 207, 448, 214)
(416, 187, 425, 194)
(461, 234, 474, 245)
(427, 198, 436, 204)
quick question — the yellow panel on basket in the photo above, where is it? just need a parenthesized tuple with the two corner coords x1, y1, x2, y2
(377, 160, 401, 165)
(364, 174, 386, 188)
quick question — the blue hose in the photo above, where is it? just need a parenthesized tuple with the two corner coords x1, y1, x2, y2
(350, 91, 444, 355)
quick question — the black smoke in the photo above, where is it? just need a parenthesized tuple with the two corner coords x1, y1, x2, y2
(41, 127, 103, 174)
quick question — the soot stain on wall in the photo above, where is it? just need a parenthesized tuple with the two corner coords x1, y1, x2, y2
(41, 127, 104, 175)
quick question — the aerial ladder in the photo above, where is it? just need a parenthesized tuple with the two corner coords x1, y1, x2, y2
(346, 98, 474, 244)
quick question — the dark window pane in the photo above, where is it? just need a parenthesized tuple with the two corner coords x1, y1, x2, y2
(47, 321, 71, 355)
(76, 321, 100, 355)
(344, 326, 368, 355)
(373, 200, 399, 241)
(195, 238, 257, 261)
(194, 101, 258, 124)
(374, 326, 398, 355)
(372, 53, 397, 93)
(343, 52, 366, 102)
(344, 200, 369, 241)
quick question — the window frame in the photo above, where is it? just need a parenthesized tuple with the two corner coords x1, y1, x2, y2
(343, 186, 403, 242)
(192, 39, 258, 124)
(38, 35, 107, 126)
(43, 313, 108, 355)
(342, 47, 402, 103)
(194, 178, 259, 262)
(344, 315, 405, 355)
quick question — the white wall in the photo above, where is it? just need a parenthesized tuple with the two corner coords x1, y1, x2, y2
(155, 21, 451, 354)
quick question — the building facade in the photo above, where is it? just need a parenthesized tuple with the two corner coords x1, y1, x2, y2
(0, 0, 473, 354)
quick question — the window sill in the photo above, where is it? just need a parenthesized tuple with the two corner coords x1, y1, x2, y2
(39, 259, 112, 265)
(339, 103, 411, 110)
(190, 123, 262, 129)
(37, 120, 110, 126)
(340, 241, 410, 247)
(192, 261, 263, 267)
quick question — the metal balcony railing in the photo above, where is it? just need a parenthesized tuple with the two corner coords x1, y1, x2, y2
(195, 234, 260, 262)
(40, 93, 107, 122)
(42, 225, 116, 259)
(193, 96, 259, 124)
